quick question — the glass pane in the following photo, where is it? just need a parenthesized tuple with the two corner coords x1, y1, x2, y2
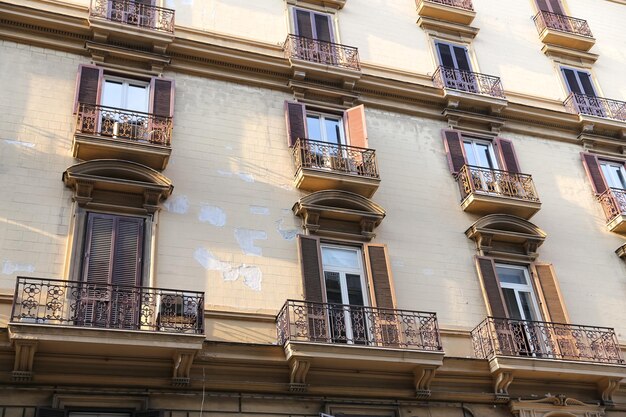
(563, 69, 582, 94)
(126, 84, 148, 112)
(502, 288, 522, 320)
(346, 274, 365, 306)
(296, 10, 313, 38)
(496, 266, 527, 284)
(323, 117, 343, 145)
(519, 291, 539, 321)
(324, 271, 343, 304)
(306, 115, 322, 141)
(601, 163, 626, 189)
(101, 80, 123, 108)
(437, 43, 455, 68)
(475, 143, 495, 169)
(314, 13, 332, 42)
(463, 141, 476, 166)
(578, 71, 596, 97)
(453, 46, 471, 71)
(321, 247, 359, 269)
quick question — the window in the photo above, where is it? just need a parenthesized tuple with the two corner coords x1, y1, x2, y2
(600, 161, 626, 189)
(581, 152, 626, 195)
(536, 0, 565, 14)
(101, 76, 150, 113)
(496, 264, 541, 322)
(306, 111, 345, 145)
(293, 8, 334, 42)
(435, 41, 472, 72)
(562, 67, 597, 96)
(462, 137, 499, 170)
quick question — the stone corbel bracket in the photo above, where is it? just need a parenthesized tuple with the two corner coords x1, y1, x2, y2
(288, 357, 310, 393)
(494, 370, 514, 401)
(12, 340, 38, 382)
(598, 377, 621, 406)
(172, 349, 196, 386)
(414, 365, 437, 398)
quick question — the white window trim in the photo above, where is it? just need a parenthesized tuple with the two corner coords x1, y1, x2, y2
(600, 160, 626, 190)
(559, 66, 601, 97)
(496, 263, 542, 322)
(101, 75, 150, 112)
(291, 6, 337, 42)
(306, 110, 346, 145)
(462, 137, 499, 170)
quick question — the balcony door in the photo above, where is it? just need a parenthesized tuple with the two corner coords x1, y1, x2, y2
(293, 8, 336, 64)
(435, 41, 478, 93)
(305, 111, 345, 170)
(562, 68, 605, 117)
(536, 0, 565, 14)
(321, 245, 370, 344)
(100, 77, 150, 139)
(463, 138, 501, 193)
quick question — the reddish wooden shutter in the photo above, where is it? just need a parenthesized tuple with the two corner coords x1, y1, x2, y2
(476, 256, 508, 318)
(285, 101, 307, 147)
(535, 264, 568, 323)
(83, 213, 116, 285)
(365, 244, 395, 309)
(495, 138, 521, 173)
(581, 152, 608, 194)
(36, 409, 65, 417)
(74, 64, 103, 113)
(150, 77, 175, 117)
(345, 104, 368, 149)
(297, 235, 324, 302)
(442, 129, 467, 174)
(112, 216, 144, 287)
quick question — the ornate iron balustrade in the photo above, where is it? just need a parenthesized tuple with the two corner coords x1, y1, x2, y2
(284, 34, 361, 71)
(533, 11, 593, 38)
(277, 300, 442, 350)
(456, 165, 540, 202)
(432, 66, 505, 99)
(76, 103, 173, 146)
(471, 317, 623, 364)
(564, 93, 626, 122)
(293, 138, 379, 178)
(90, 0, 175, 33)
(11, 277, 204, 334)
(598, 187, 626, 222)
(420, 0, 474, 11)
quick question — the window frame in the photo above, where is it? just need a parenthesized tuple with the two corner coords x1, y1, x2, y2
(320, 243, 370, 307)
(101, 75, 150, 113)
(305, 109, 346, 145)
(495, 263, 542, 322)
(462, 136, 500, 170)
(560, 66, 599, 96)
(291, 6, 336, 42)
(599, 159, 626, 190)
(434, 40, 474, 72)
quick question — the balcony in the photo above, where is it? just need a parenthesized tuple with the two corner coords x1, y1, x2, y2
(455, 165, 541, 219)
(598, 187, 626, 233)
(416, 0, 476, 25)
(277, 300, 444, 394)
(73, 103, 173, 170)
(433, 66, 507, 112)
(292, 138, 380, 197)
(471, 317, 626, 398)
(565, 93, 626, 124)
(533, 11, 595, 51)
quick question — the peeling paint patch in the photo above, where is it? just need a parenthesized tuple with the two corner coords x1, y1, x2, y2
(163, 195, 189, 214)
(237, 172, 255, 183)
(193, 248, 262, 291)
(234, 228, 267, 256)
(2, 261, 35, 275)
(199, 205, 226, 227)
(276, 219, 298, 241)
(217, 170, 233, 177)
(3, 139, 35, 148)
(239, 266, 262, 291)
(193, 248, 231, 272)
(250, 206, 270, 215)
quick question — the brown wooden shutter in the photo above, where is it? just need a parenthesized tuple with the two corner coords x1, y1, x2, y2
(442, 129, 467, 174)
(297, 235, 324, 302)
(112, 216, 144, 287)
(74, 64, 103, 113)
(345, 104, 368, 149)
(83, 213, 116, 284)
(150, 77, 175, 117)
(534, 263, 569, 323)
(36, 409, 65, 417)
(581, 152, 608, 195)
(285, 101, 307, 147)
(475, 256, 508, 318)
(365, 244, 396, 309)
(495, 137, 521, 173)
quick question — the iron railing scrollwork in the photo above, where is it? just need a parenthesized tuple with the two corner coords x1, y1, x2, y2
(471, 317, 623, 364)
(419, 0, 474, 11)
(283, 34, 361, 71)
(432, 66, 505, 99)
(564, 93, 626, 122)
(455, 165, 540, 202)
(598, 187, 626, 223)
(533, 11, 593, 38)
(11, 277, 204, 334)
(76, 103, 173, 146)
(90, 0, 175, 33)
(293, 138, 379, 179)
(277, 300, 442, 350)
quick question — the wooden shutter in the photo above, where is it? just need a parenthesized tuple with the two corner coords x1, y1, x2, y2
(297, 235, 324, 302)
(112, 216, 144, 287)
(74, 64, 103, 113)
(35, 409, 65, 417)
(534, 264, 568, 323)
(285, 101, 307, 147)
(495, 138, 521, 173)
(581, 152, 608, 194)
(345, 104, 368, 149)
(475, 256, 508, 318)
(442, 130, 467, 174)
(83, 213, 116, 285)
(150, 77, 175, 117)
(365, 244, 396, 309)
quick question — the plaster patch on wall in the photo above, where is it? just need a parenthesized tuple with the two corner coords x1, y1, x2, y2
(276, 219, 298, 241)
(193, 248, 231, 272)
(2, 261, 35, 275)
(234, 228, 267, 256)
(199, 205, 226, 227)
(237, 172, 255, 183)
(3, 139, 35, 148)
(250, 206, 270, 215)
(217, 170, 233, 177)
(239, 266, 262, 291)
(193, 248, 262, 291)
(421, 268, 435, 276)
(163, 195, 189, 214)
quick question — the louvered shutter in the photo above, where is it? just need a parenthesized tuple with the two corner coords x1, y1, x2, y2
(83, 213, 116, 285)
(494, 138, 521, 173)
(35, 409, 65, 417)
(297, 235, 324, 302)
(534, 264, 568, 323)
(442, 130, 467, 174)
(581, 152, 608, 194)
(112, 217, 144, 287)
(475, 256, 508, 318)
(345, 105, 368, 149)
(74, 64, 103, 113)
(285, 101, 307, 147)
(295, 9, 314, 38)
(150, 77, 175, 117)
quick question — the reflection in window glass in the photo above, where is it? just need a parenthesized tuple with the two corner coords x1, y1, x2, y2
(306, 115, 322, 141)
(324, 271, 343, 304)
(502, 288, 522, 320)
(324, 118, 342, 145)
(346, 274, 365, 306)
(496, 266, 526, 284)
(601, 163, 626, 190)
(127, 84, 149, 112)
(101, 80, 123, 108)
(322, 247, 359, 269)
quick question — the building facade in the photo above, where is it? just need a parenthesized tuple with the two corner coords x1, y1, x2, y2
(2, 0, 626, 416)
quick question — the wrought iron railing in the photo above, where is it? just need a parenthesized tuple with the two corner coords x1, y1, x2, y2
(76, 103, 173, 146)
(284, 34, 361, 71)
(533, 11, 593, 38)
(598, 187, 626, 223)
(277, 300, 442, 350)
(293, 138, 379, 178)
(432, 66, 505, 99)
(564, 93, 626, 122)
(456, 165, 540, 202)
(472, 317, 623, 364)
(90, 0, 175, 33)
(419, 0, 474, 11)
(11, 277, 204, 334)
